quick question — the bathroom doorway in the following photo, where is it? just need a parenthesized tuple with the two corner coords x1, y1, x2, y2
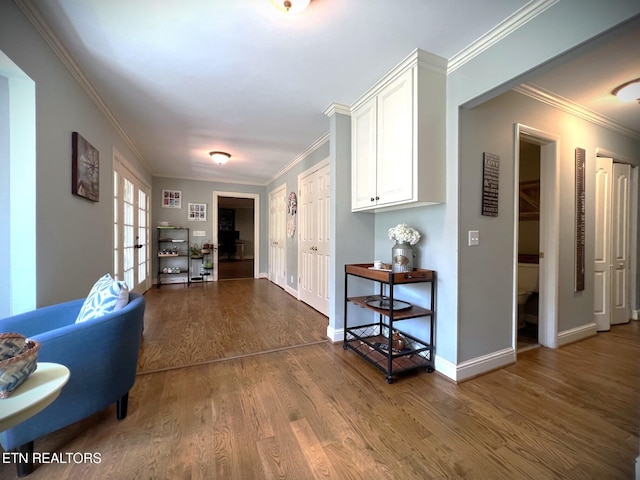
(514, 124, 560, 351)
(517, 139, 540, 350)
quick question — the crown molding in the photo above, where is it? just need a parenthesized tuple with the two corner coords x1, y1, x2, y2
(515, 83, 640, 141)
(448, 0, 559, 73)
(269, 132, 330, 184)
(323, 103, 351, 117)
(15, 0, 151, 171)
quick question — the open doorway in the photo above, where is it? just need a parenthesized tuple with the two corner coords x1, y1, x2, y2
(514, 124, 560, 351)
(212, 192, 260, 281)
(517, 139, 540, 350)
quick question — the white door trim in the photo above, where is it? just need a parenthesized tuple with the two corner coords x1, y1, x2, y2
(514, 124, 560, 349)
(212, 191, 260, 281)
(113, 148, 151, 293)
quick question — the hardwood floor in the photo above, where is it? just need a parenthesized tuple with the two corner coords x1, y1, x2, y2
(138, 279, 329, 373)
(217, 259, 255, 280)
(1, 280, 638, 479)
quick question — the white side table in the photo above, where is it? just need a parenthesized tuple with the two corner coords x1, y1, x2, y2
(0, 362, 70, 432)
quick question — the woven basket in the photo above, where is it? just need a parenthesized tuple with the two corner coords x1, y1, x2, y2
(0, 333, 40, 399)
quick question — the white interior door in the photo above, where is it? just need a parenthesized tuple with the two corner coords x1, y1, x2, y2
(114, 161, 150, 294)
(594, 157, 612, 331)
(611, 162, 631, 325)
(594, 158, 632, 330)
(298, 160, 330, 316)
(269, 184, 286, 289)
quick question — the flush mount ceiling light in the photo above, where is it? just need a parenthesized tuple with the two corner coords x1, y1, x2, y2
(209, 151, 231, 165)
(271, 0, 310, 14)
(612, 78, 640, 103)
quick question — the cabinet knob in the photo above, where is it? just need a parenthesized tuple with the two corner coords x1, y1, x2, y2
(375, 196, 380, 201)
(370, 197, 375, 202)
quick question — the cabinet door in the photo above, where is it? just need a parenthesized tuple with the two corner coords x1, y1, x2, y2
(351, 96, 377, 211)
(376, 69, 414, 207)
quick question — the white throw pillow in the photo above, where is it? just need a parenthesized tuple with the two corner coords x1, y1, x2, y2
(75, 274, 130, 323)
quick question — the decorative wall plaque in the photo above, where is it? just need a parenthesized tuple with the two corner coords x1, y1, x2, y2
(72, 132, 99, 202)
(575, 148, 585, 291)
(482, 152, 500, 217)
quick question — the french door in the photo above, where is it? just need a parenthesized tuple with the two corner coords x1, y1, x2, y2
(114, 157, 151, 293)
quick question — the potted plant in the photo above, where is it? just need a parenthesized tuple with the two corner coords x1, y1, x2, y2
(190, 244, 202, 258)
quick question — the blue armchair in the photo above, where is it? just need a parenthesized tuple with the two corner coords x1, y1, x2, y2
(0, 293, 145, 477)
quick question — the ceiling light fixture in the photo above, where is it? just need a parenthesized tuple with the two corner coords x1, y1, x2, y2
(612, 78, 640, 103)
(209, 151, 231, 165)
(271, 0, 310, 14)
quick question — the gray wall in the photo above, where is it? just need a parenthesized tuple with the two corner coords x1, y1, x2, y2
(1, 2, 152, 307)
(458, 89, 640, 362)
(152, 177, 266, 277)
(444, 0, 640, 366)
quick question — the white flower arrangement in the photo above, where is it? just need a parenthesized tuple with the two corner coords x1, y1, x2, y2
(388, 223, 421, 245)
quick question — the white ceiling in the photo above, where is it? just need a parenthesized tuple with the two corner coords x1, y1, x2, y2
(22, 1, 640, 185)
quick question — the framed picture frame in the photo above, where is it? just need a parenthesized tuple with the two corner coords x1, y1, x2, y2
(162, 189, 182, 208)
(72, 132, 99, 202)
(188, 202, 207, 221)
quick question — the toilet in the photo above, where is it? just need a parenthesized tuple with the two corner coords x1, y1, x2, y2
(517, 263, 539, 326)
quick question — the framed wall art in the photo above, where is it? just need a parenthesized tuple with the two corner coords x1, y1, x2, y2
(72, 132, 99, 202)
(188, 203, 207, 221)
(162, 189, 182, 208)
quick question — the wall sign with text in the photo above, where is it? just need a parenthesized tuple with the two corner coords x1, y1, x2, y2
(482, 152, 500, 217)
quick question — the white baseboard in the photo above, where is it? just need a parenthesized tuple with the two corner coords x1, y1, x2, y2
(636, 455, 640, 480)
(432, 348, 516, 383)
(326, 325, 343, 343)
(285, 284, 297, 298)
(632, 309, 639, 321)
(454, 347, 516, 382)
(435, 355, 457, 381)
(557, 322, 597, 347)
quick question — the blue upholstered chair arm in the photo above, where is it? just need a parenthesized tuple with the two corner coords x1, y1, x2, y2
(0, 293, 145, 452)
(0, 298, 84, 337)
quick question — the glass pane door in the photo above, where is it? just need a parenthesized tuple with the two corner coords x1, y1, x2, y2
(114, 163, 150, 293)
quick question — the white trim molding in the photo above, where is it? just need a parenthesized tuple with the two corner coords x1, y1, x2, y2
(557, 323, 597, 347)
(450, 348, 516, 383)
(515, 84, 640, 140)
(284, 284, 297, 298)
(268, 132, 330, 185)
(323, 103, 351, 117)
(448, 0, 559, 73)
(326, 325, 343, 343)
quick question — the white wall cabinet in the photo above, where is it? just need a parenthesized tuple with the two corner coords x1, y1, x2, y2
(351, 49, 446, 212)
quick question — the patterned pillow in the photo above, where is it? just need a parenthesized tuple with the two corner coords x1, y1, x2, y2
(75, 274, 130, 323)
